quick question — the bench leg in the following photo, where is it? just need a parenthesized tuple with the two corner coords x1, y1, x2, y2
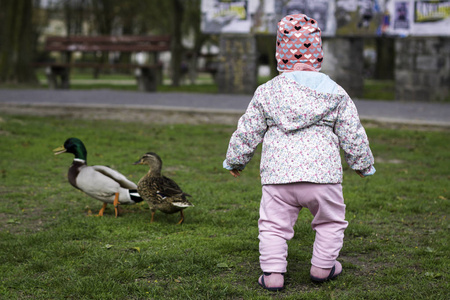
(46, 66, 70, 89)
(45, 67, 58, 89)
(135, 67, 158, 92)
(60, 70, 70, 89)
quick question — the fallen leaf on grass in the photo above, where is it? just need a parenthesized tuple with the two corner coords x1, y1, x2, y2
(424, 272, 443, 279)
(217, 262, 235, 269)
(129, 247, 140, 253)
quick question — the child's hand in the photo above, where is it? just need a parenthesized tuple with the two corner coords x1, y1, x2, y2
(223, 159, 245, 177)
(230, 169, 241, 178)
(355, 170, 365, 178)
(356, 165, 376, 178)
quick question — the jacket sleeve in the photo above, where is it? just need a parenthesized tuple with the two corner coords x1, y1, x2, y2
(334, 95, 374, 171)
(225, 87, 268, 170)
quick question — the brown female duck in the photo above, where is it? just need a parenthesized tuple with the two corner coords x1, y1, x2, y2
(134, 152, 193, 224)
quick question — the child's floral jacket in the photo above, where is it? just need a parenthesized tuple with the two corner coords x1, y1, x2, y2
(225, 71, 374, 185)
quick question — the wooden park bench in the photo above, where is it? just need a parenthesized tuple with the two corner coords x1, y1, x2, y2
(34, 35, 171, 92)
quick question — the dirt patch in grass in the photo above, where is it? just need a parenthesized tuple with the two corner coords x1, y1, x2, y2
(362, 120, 450, 132)
(0, 103, 242, 126)
(0, 209, 47, 234)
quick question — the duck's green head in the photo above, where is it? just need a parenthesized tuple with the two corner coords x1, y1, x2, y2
(53, 138, 87, 161)
(134, 152, 162, 173)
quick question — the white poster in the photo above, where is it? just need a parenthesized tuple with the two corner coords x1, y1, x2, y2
(280, 0, 333, 34)
(394, 2, 410, 29)
(201, 0, 252, 33)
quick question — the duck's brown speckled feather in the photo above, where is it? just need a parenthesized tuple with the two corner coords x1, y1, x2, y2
(137, 175, 193, 214)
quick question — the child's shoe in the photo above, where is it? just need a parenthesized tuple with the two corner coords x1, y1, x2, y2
(310, 261, 342, 283)
(258, 272, 284, 291)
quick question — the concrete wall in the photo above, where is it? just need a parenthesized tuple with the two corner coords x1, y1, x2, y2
(215, 34, 449, 102)
(321, 37, 365, 99)
(395, 37, 450, 102)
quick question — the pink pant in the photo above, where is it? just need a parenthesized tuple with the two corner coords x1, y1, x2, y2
(258, 182, 348, 273)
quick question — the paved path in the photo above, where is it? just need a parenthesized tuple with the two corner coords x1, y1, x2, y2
(1, 89, 449, 126)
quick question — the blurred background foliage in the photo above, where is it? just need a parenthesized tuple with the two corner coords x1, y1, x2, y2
(0, 0, 395, 100)
(0, 0, 206, 86)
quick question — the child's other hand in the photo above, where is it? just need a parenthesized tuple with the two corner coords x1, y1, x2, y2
(355, 170, 365, 178)
(230, 169, 241, 178)
(356, 165, 376, 178)
(223, 159, 244, 177)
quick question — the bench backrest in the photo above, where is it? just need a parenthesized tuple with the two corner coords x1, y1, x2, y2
(45, 35, 171, 52)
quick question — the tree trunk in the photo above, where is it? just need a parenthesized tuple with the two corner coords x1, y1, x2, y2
(374, 37, 395, 80)
(171, 0, 184, 87)
(91, 0, 116, 78)
(119, 16, 133, 72)
(0, 0, 38, 84)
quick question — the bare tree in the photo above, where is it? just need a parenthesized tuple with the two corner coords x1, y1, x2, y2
(170, 0, 184, 86)
(183, 0, 208, 84)
(137, 0, 185, 87)
(169, 0, 206, 87)
(0, 0, 38, 84)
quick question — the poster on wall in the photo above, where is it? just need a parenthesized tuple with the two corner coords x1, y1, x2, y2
(200, 0, 450, 36)
(201, 0, 336, 35)
(386, 0, 450, 36)
(335, 0, 385, 36)
(415, 0, 450, 23)
(201, 0, 251, 33)
(279, 0, 336, 36)
(394, 2, 410, 29)
(200, 0, 380, 36)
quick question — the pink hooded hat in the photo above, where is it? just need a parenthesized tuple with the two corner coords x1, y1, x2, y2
(276, 14, 323, 72)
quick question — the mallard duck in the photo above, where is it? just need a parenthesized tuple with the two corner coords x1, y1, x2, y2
(53, 137, 143, 217)
(134, 152, 193, 224)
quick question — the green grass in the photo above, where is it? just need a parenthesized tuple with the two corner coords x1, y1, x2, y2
(26, 70, 398, 100)
(0, 114, 449, 299)
(30, 69, 219, 93)
(363, 79, 395, 101)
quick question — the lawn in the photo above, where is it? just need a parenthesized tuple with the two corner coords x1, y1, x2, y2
(0, 113, 448, 299)
(28, 70, 396, 100)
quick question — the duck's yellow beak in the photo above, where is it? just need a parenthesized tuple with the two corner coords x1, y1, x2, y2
(53, 146, 67, 155)
(133, 159, 143, 165)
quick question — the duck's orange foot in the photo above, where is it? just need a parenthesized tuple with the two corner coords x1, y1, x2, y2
(96, 203, 107, 217)
(113, 192, 120, 218)
(176, 211, 185, 225)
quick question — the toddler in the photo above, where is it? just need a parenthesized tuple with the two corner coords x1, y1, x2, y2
(223, 13, 375, 291)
